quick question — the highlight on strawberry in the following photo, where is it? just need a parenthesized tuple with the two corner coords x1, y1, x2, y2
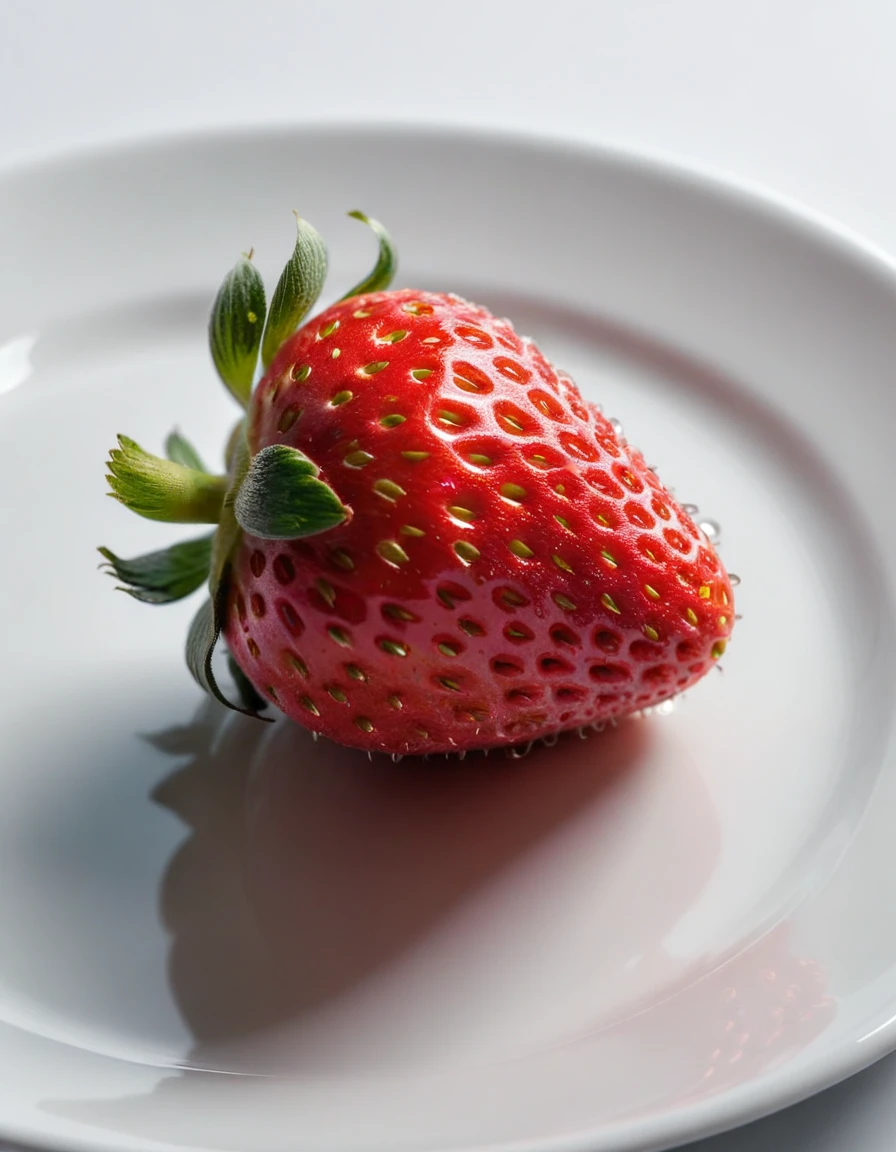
(101, 211, 735, 756)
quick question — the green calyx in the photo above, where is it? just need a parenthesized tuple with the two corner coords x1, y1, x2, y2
(106, 435, 228, 523)
(100, 209, 396, 717)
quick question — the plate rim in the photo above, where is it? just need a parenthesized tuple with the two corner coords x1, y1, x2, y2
(1, 119, 895, 1152)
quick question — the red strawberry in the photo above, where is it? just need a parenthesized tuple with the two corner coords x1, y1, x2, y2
(102, 213, 734, 756)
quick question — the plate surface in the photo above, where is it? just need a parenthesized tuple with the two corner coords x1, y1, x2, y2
(1, 126, 896, 1152)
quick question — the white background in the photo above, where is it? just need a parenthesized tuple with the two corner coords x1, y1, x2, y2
(3, 1, 896, 1150)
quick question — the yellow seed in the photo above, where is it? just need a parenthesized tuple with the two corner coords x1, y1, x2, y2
(422, 336, 441, 344)
(373, 478, 407, 502)
(247, 311, 257, 324)
(327, 625, 351, 647)
(468, 452, 492, 466)
(509, 539, 534, 559)
(383, 329, 408, 343)
(400, 450, 430, 461)
(719, 615, 728, 627)
(620, 470, 636, 488)
(699, 585, 711, 599)
(330, 549, 355, 571)
(530, 454, 549, 467)
(449, 505, 476, 522)
(500, 483, 527, 501)
(345, 664, 367, 681)
(415, 727, 430, 738)
(712, 641, 727, 660)
(380, 413, 406, 428)
(596, 512, 610, 526)
(383, 603, 417, 622)
(362, 360, 389, 375)
(331, 348, 341, 359)
(379, 639, 408, 657)
(555, 483, 566, 496)
(644, 548, 657, 561)
(411, 368, 433, 381)
(320, 319, 340, 337)
(454, 540, 481, 564)
(685, 607, 699, 626)
(600, 548, 617, 568)
(287, 654, 308, 677)
(293, 363, 311, 382)
(315, 578, 336, 606)
(437, 677, 461, 692)
(721, 589, 730, 606)
(644, 584, 660, 600)
(355, 716, 374, 733)
(331, 389, 352, 405)
(400, 524, 426, 537)
(377, 540, 410, 566)
(601, 593, 621, 615)
(453, 371, 484, 393)
(553, 592, 577, 612)
(277, 406, 303, 432)
(353, 308, 371, 318)
(506, 627, 529, 640)
(387, 693, 403, 708)
(299, 695, 320, 716)
(328, 686, 348, 703)
(643, 625, 660, 642)
(555, 514, 571, 529)
(499, 413, 525, 432)
(344, 448, 374, 468)
(438, 642, 459, 657)
(438, 409, 465, 426)
(267, 685, 279, 701)
(552, 554, 574, 572)
(459, 618, 485, 636)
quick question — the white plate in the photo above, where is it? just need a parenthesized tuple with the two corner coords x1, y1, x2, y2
(1, 125, 896, 1152)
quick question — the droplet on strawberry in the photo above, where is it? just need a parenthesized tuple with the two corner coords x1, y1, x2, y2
(100, 212, 735, 755)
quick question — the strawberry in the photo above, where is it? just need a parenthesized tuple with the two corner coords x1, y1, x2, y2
(102, 212, 734, 756)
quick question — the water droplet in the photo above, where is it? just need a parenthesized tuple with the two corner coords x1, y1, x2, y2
(541, 732, 559, 747)
(609, 416, 624, 437)
(656, 698, 676, 716)
(509, 741, 534, 759)
(729, 572, 742, 586)
(391, 752, 403, 763)
(683, 503, 699, 516)
(699, 518, 721, 543)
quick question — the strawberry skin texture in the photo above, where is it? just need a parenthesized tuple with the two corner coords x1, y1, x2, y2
(224, 288, 734, 754)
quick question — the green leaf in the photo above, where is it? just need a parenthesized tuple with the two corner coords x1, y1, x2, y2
(165, 429, 207, 472)
(261, 215, 328, 369)
(339, 211, 398, 300)
(185, 585, 271, 720)
(233, 444, 350, 540)
(227, 652, 269, 713)
(98, 533, 214, 604)
(106, 435, 228, 524)
(209, 253, 266, 407)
